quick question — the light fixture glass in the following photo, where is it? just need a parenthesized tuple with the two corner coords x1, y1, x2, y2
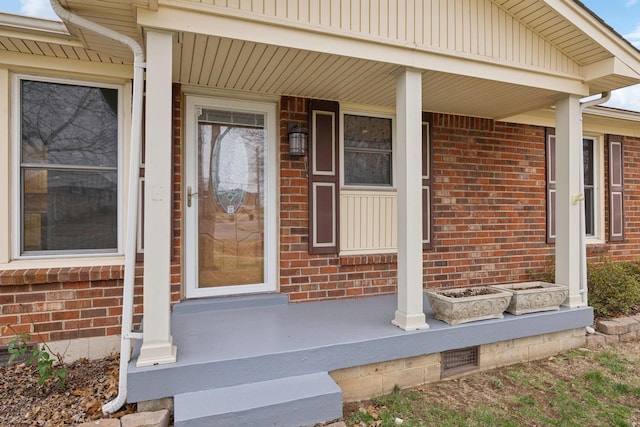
(288, 125, 308, 156)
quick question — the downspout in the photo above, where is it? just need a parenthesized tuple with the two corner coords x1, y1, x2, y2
(49, 0, 145, 415)
(578, 92, 611, 307)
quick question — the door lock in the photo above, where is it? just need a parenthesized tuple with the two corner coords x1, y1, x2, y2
(187, 186, 198, 207)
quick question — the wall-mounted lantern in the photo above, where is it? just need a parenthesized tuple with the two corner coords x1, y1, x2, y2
(288, 124, 308, 157)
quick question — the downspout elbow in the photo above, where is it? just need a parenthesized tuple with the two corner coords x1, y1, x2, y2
(581, 92, 611, 111)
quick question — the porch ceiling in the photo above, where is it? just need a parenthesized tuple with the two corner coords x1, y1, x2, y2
(173, 34, 560, 119)
(11, 0, 640, 119)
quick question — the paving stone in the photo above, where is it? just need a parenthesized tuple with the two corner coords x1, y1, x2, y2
(76, 419, 121, 427)
(136, 398, 173, 413)
(120, 410, 170, 427)
(586, 333, 607, 348)
(325, 422, 347, 427)
(596, 319, 627, 335)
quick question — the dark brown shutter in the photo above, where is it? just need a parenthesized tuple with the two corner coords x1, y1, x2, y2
(308, 100, 339, 254)
(608, 134, 625, 242)
(422, 113, 433, 250)
(546, 128, 556, 243)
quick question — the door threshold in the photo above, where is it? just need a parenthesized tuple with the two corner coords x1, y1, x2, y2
(174, 293, 288, 315)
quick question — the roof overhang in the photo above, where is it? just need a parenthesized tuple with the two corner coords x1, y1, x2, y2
(3, 0, 640, 119)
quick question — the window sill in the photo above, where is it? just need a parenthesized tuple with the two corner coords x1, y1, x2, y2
(0, 256, 125, 286)
(340, 253, 397, 266)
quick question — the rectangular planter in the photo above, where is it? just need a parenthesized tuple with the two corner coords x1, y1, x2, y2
(426, 287, 513, 326)
(489, 282, 568, 315)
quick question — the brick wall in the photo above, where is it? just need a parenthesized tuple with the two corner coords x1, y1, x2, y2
(0, 266, 141, 345)
(278, 99, 640, 301)
(423, 115, 552, 287)
(279, 97, 399, 301)
(592, 135, 640, 261)
(278, 99, 553, 300)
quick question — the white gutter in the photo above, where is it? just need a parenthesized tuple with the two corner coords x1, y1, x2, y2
(49, 0, 145, 415)
(578, 92, 611, 307)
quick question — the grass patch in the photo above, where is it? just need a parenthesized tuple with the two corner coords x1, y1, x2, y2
(343, 342, 640, 427)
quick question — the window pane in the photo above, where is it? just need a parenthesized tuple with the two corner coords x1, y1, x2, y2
(21, 80, 118, 167)
(22, 169, 118, 252)
(583, 139, 594, 186)
(584, 188, 594, 236)
(344, 151, 391, 185)
(344, 115, 392, 150)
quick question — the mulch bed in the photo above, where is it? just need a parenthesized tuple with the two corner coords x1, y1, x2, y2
(0, 354, 135, 426)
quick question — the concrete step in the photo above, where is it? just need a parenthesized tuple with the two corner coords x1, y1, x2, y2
(173, 372, 343, 427)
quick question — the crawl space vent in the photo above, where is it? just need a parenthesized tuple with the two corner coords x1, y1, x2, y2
(441, 346, 479, 377)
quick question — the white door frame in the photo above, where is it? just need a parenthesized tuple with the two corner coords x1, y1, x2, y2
(184, 95, 277, 298)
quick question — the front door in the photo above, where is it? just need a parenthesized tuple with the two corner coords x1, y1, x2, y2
(185, 96, 277, 298)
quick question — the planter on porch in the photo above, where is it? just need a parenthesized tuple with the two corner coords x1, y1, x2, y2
(489, 282, 568, 315)
(426, 287, 513, 326)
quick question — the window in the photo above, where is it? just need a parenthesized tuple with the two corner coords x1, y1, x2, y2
(16, 77, 120, 256)
(583, 137, 597, 237)
(546, 130, 604, 242)
(343, 114, 393, 186)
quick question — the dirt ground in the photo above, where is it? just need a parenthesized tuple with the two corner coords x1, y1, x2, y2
(2, 341, 639, 426)
(342, 340, 640, 425)
(0, 354, 135, 427)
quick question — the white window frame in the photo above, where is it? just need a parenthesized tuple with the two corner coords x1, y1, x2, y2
(10, 74, 124, 260)
(584, 135, 605, 244)
(340, 108, 396, 189)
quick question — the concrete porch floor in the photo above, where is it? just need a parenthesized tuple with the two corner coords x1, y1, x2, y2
(128, 293, 593, 403)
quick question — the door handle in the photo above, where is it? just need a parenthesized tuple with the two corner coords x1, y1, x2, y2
(187, 186, 198, 207)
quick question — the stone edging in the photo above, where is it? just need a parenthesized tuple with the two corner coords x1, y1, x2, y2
(587, 315, 640, 346)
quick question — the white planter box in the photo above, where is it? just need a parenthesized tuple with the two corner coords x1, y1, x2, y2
(489, 282, 568, 315)
(426, 287, 513, 326)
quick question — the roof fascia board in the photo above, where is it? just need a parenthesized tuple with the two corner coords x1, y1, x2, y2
(583, 57, 639, 82)
(1, 50, 133, 79)
(504, 106, 640, 137)
(138, 6, 589, 96)
(0, 12, 67, 35)
(0, 28, 83, 47)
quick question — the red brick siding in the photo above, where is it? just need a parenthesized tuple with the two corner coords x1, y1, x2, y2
(279, 104, 555, 300)
(0, 266, 142, 344)
(595, 135, 640, 261)
(424, 115, 551, 287)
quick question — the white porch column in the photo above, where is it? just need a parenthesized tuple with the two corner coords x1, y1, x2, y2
(137, 30, 177, 367)
(392, 68, 429, 331)
(554, 94, 586, 308)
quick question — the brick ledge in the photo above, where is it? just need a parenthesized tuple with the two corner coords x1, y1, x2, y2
(339, 254, 397, 266)
(0, 265, 124, 286)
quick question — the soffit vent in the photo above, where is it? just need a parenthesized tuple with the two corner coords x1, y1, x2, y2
(441, 346, 479, 378)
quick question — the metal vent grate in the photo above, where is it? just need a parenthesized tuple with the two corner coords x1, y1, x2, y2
(441, 346, 479, 377)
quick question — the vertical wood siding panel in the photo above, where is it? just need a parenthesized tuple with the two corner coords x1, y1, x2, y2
(461, 0, 470, 53)
(431, 0, 439, 47)
(330, 1, 342, 28)
(319, 0, 331, 26)
(264, 0, 275, 15)
(491, 3, 499, 58)
(251, 0, 263, 14)
(485, 0, 492, 57)
(504, 12, 512, 61)
(340, 191, 398, 253)
(388, 0, 398, 40)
